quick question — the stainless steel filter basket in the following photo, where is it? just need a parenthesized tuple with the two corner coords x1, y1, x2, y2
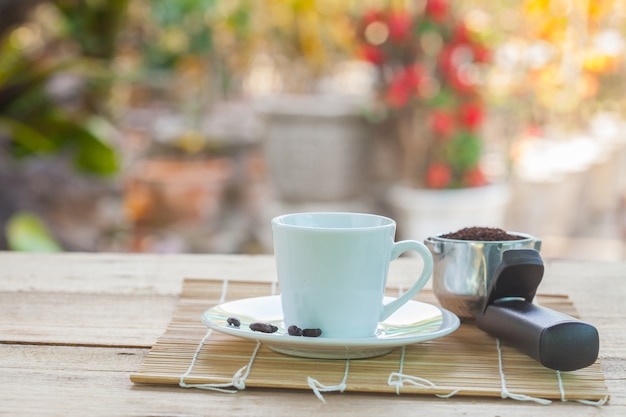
(425, 233, 542, 319)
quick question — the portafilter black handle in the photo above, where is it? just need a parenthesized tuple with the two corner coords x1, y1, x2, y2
(474, 249, 599, 371)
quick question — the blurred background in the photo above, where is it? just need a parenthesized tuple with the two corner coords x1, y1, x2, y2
(1, 0, 625, 261)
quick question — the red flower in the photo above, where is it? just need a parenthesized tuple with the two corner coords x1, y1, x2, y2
(453, 23, 470, 44)
(430, 110, 455, 138)
(473, 45, 490, 63)
(437, 44, 455, 77)
(385, 66, 426, 107)
(360, 44, 385, 65)
(458, 102, 483, 130)
(362, 8, 384, 25)
(403, 64, 425, 90)
(388, 11, 412, 42)
(426, 162, 452, 188)
(437, 40, 487, 95)
(425, 0, 449, 23)
(463, 167, 487, 187)
(385, 73, 411, 108)
(446, 66, 477, 95)
(452, 22, 490, 63)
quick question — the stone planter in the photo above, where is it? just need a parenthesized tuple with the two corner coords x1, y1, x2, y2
(255, 94, 373, 202)
(388, 183, 512, 242)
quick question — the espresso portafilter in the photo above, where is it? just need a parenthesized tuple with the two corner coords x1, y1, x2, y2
(425, 235, 599, 372)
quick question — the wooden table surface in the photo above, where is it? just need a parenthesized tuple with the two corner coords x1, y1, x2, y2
(1, 252, 624, 416)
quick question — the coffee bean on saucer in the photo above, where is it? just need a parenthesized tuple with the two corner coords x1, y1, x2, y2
(249, 322, 279, 333)
(287, 325, 303, 336)
(302, 328, 322, 337)
(226, 317, 241, 327)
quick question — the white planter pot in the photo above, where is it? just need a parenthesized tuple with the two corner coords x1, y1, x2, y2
(506, 163, 590, 237)
(388, 184, 511, 242)
(256, 94, 372, 202)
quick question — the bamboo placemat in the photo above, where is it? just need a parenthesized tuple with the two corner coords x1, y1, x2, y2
(131, 278, 609, 404)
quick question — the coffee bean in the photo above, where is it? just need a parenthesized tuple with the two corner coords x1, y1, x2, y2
(302, 328, 322, 337)
(287, 325, 303, 336)
(226, 317, 241, 327)
(249, 322, 278, 333)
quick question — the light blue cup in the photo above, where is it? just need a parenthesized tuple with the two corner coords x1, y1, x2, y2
(271, 212, 434, 338)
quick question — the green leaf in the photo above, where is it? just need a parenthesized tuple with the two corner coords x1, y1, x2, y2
(5, 212, 62, 252)
(445, 131, 482, 171)
(426, 89, 457, 109)
(74, 121, 119, 175)
(32, 113, 121, 176)
(73, 128, 119, 175)
(0, 117, 58, 154)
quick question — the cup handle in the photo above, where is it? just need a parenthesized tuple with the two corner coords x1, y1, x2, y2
(380, 240, 434, 322)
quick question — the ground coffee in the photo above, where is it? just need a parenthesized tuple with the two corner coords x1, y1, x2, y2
(439, 227, 525, 241)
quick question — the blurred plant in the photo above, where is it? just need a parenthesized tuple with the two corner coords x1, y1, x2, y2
(0, 1, 129, 250)
(248, 0, 359, 94)
(5, 211, 62, 252)
(354, 0, 491, 189)
(107, 0, 257, 158)
(54, 0, 129, 114)
(0, 0, 126, 175)
(519, 0, 624, 123)
(118, 0, 255, 99)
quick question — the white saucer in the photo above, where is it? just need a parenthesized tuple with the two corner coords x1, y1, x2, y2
(201, 295, 460, 359)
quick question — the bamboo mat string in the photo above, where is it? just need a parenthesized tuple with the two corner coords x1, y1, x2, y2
(388, 372, 460, 398)
(179, 279, 245, 393)
(556, 371, 609, 406)
(232, 341, 262, 389)
(388, 346, 461, 398)
(496, 338, 552, 405)
(178, 329, 237, 393)
(307, 359, 351, 403)
(392, 346, 406, 395)
(218, 279, 229, 303)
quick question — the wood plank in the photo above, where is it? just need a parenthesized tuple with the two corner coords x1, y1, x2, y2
(1, 254, 624, 318)
(0, 292, 176, 347)
(0, 252, 623, 295)
(0, 252, 278, 295)
(0, 344, 145, 372)
(0, 345, 624, 417)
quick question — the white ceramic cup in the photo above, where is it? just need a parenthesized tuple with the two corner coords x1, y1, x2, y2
(271, 212, 433, 338)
